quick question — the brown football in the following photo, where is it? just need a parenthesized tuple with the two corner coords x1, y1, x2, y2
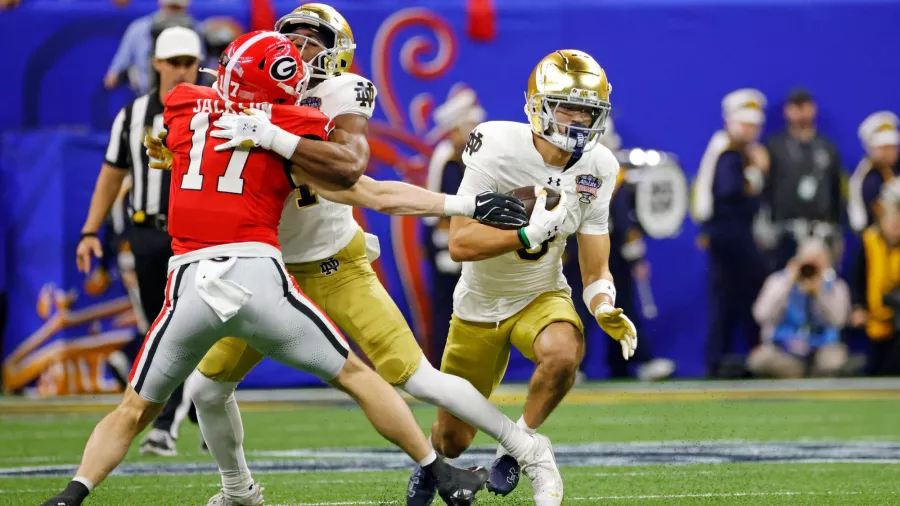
(494, 186, 562, 230)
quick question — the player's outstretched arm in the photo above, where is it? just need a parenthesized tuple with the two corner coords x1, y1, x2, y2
(299, 172, 528, 226)
(578, 232, 637, 359)
(306, 174, 470, 216)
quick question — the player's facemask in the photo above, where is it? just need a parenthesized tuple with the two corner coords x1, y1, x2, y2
(276, 17, 356, 81)
(527, 92, 610, 153)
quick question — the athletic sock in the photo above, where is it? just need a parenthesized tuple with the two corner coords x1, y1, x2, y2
(401, 356, 535, 462)
(189, 371, 254, 497)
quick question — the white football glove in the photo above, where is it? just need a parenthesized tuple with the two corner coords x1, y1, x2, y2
(520, 188, 567, 250)
(594, 302, 638, 359)
(210, 109, 281, 152)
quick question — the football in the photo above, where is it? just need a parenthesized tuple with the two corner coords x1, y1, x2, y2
(495, 186, 562, 230)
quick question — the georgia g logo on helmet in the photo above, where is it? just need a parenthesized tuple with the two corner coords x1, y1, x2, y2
(270, 56, 298, 81)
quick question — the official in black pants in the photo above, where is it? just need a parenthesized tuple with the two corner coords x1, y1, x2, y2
(75, 27, 203, 456)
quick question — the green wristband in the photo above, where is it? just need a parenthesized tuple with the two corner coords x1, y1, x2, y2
(517, 227, 531, 249)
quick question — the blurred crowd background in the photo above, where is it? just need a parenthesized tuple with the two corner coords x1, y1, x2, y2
(1, 0, 899, 397)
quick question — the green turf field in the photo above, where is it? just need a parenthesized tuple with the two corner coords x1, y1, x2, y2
(2, 383, 900, 505)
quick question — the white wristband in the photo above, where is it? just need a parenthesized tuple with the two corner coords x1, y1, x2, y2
(444, 195, 476, 217)
(270, 128, 301, 160)
(583, 279, 616, 310)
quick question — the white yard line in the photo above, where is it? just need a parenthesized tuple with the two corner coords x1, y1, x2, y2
(569, 491, 879, 500)
(271, 503, 400, 506)
(264, 492, 894, 506)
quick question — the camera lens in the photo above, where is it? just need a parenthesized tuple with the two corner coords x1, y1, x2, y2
(799, 264, 818, 279)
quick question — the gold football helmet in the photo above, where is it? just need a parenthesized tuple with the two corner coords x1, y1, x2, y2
(525, 50, 612, 152)
(275, 3, 355, 79)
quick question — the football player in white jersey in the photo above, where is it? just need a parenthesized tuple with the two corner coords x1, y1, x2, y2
(160, 5, 563, 506)
(406, 50, 639, 506)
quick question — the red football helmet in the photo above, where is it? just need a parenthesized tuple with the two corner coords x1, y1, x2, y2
(213, 30, 309, 105)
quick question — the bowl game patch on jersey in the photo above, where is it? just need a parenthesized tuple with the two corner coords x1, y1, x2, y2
(300, 97, 322, 109)
(575, 174, 602, 204)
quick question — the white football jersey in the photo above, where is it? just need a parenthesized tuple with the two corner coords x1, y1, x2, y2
(453, 121, 618, 322)
(278, 73, 378, 263)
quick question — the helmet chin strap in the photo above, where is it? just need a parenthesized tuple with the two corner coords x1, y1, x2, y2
(563, 125, 586, 171)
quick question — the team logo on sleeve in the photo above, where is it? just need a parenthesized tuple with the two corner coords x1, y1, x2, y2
(575, 174, 602, 204)
(354, 81, 375, 108)
(465, 130, 483, 156)
(270, 56, 298, 81)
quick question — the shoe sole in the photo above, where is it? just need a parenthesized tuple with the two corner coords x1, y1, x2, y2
(139, 446, 177, 457)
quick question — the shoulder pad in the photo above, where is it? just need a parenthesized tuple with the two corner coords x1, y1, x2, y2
(308, 73, 377, 120)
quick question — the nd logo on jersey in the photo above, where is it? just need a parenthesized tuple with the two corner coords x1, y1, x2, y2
(465, 130, 483, 156)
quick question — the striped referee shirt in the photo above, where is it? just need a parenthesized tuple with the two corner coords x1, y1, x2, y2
(104, 90, 170, 217)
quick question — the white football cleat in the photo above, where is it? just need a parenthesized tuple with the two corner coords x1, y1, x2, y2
(206, 484, 265, 506)
(637, 358, 675, 381)
(519, 434, 563, 506)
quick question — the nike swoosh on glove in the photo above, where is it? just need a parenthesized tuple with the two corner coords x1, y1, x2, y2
(474, 192, 528, 228)
(594, 302, 638, 359)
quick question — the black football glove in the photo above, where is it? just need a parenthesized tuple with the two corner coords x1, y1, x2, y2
(473, 191, 528, 228)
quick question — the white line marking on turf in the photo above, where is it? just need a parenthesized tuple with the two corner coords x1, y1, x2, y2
(569, 491, 892, 501)
(271, 503, 400, 506)
(266, 494, 899, 506)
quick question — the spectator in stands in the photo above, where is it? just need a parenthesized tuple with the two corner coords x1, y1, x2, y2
(0, 0, 21, 10)
(850, 179, 900, 375)
(848, 112, 900, 233)
(764, 88, 844, 269)
(748, 238, 849, 378)
(104, 0, 197, 95)
(692, 89, 770, 378)
(424, 88, 484, 363)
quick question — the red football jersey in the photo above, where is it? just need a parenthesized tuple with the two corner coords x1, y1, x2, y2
(163, 84, 329, 255)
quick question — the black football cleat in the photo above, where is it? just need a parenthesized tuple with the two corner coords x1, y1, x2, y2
(406, 465, 437, 506)
(41, 496, 82, 506)
(436, 464, 489, 506)
(487, 454, 520, 496)
(41, 481, 90, 506)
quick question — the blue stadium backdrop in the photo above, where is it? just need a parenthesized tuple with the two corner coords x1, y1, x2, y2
(2, 0, 900, 392)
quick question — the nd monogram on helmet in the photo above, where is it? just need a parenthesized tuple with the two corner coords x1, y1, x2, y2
(525, 50, 612, 153)
(275, 3, 356, 80)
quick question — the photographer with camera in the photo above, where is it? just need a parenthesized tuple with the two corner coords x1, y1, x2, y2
(850, 179, 900, 375)
(748, 238, 850, 378)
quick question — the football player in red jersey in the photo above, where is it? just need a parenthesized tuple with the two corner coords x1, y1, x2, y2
(41, 31, 488, 506)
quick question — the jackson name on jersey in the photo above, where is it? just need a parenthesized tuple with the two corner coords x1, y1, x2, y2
(454, 120, 619, 322)
(278, 72, 378, 263)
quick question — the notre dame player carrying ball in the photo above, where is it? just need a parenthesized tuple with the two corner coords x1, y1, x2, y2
(407, 50, 639, 506)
